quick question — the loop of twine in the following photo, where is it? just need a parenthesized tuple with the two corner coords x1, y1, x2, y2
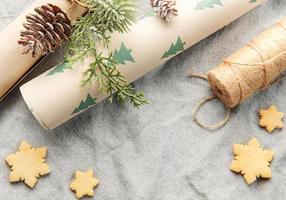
(188, 70, 231, 130)
(68, 0, 88, 11)
(193, 96, 231, 130)
(186, 69, 207, 80)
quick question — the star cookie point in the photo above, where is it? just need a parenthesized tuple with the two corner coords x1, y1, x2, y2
(230, 138, 274, 185)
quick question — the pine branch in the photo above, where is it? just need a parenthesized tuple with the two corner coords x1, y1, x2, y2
(67, 0, 137, 54)
(81, 52, 149, 108)
(66, 0, 148, 108)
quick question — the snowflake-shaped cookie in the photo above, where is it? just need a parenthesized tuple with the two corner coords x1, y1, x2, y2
(230, 138, 274, 185)
(5, 141, 50, 188)
(70, 169, 99, 199)
(259, 105, 284, 133)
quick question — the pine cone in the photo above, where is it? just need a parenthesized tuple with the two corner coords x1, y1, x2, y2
(18, 4, 72, 57)
(150, 0, 177, 21)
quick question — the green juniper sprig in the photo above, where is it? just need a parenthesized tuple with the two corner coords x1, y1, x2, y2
(66, 0, 148, 107)
(81, 51, 148, 108)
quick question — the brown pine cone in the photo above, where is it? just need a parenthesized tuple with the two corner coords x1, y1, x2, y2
(150, 0, 177, 21)
(18, 4, 72, 57)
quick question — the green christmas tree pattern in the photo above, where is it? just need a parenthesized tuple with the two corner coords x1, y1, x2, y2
(72, 94, 96, 115)
(161, 36, 186, 59)
(195, 0, 223, 9)
(112, 42, 135, 65)
(47, 61, 72, 76)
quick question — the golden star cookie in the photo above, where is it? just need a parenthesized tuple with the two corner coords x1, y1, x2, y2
(259, 105, 284, 133)
(70, 169, 99, 199)
(5, 141, 50, 188)
(230, 138, 274, 185)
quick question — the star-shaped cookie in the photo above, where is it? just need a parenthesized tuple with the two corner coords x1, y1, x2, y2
(70, 169, 99, 199)
(230, 138, 274, 185)
(5, 141, 50, 188)
(259, 105, 284, 133)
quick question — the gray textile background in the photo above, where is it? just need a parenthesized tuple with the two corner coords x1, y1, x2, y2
(1, 0, 286, 199)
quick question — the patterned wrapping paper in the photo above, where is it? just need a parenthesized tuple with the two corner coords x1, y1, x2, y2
(0, 0, 85, 100)
(20, 0, 266, 130)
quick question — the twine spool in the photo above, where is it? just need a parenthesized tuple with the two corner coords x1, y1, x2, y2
(189, 17, 286, 130)
(208, 17, 286, 108)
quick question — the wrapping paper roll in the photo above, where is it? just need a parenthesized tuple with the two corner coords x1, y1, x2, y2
(0, 0, 85, 100)
(20, 0, 266, 129)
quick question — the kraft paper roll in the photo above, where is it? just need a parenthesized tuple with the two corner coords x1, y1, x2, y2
(20, 0, 266, 129)
(0, 0, 85, 100)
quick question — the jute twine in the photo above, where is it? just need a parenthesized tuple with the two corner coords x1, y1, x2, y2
(68, 0, 88, 10)
(189, 17, 286, 130)
(208, 17, 286, 108)
(187, 70, 231, 130)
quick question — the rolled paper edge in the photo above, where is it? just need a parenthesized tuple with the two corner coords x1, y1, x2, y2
(20, 86, 49, 130)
